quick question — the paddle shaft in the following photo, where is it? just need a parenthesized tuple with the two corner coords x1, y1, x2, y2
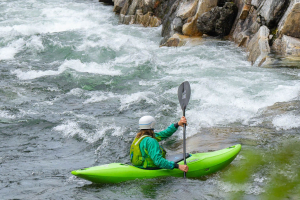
(183, 109, 187, 178)
(177, 81, 191, 179)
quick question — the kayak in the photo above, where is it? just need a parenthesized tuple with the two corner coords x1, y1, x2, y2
(71, 144, 241, 184)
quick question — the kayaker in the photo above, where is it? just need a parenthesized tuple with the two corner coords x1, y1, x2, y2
(130, 116, 189, 172)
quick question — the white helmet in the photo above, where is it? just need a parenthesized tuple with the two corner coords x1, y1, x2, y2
(139, 116, 156, 130)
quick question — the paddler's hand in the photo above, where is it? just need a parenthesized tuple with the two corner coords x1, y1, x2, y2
(178, 116, 187, 127)
(178, 165, 189, 172)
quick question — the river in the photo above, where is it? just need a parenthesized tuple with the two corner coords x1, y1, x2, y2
(1, 0, 300, 199)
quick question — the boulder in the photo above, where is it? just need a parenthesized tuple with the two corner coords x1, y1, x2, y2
(172, 17, 184, 33)
(127, 0, 139, 15)
(182, 16, 203, 36)
(197, 7, 221, 36)
(239, 4, 251, 20)
(273, 35, 300, 57)
(215, 2, 238, 36)
(113, 0, 127, 13)
(197, 2, 238, 36)
(99, 0, 114, 5)
(160, 0, 182, 44)
(176, 0, 199, 20)
(258, 0, 290, 28)
(277, 0, 300, 39)
(161, 33, 204, 47)
(182, 0, 218, 36)
(247, 25, 271, 66)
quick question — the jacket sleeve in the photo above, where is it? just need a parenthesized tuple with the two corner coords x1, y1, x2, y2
(143, 137, 175, 169)
(154, 124, 178, 142)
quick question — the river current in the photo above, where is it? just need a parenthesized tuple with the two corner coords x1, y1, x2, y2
(1, 0, 300, 199)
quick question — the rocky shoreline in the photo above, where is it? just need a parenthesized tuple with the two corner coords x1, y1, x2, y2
(101, 0, 300, 67)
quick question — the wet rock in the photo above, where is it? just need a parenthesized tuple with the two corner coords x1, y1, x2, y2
(277, 0, 300, 39)
(176, 0, 199, 20)
(119, 14, 135, 24)
(239, 3, 251, 20)
(161, 33, 204, 47)
(247, 25, 270, 66)
(182, 0, 218, 36)
(99, 0, 114, 5)
(172, 17, 183, 33)
(127, 0, 139, 15)
(236, 31, 251, 47)
(197, 2, 237, 36)
(160, 0, 182, 44)
(258, 0, 291, 29)
(182, 16, 203, 36)
(113, 0, 127, 13)
(197, 7, 222, 36)
(272, 35, 300, 57)
(215, 2, 238, 36)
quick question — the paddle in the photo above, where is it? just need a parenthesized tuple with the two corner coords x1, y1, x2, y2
(177, 81, 191, 178)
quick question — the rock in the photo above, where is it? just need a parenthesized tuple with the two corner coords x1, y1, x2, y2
(239, 4, 251, 20)
(197, 2, 237, 36)
(215, 2, 238, 36)
(273, 35, 300, 57)
(127, 0, 139, 15)
(258, 0, 290, 28)
(247, 25, 271, 66)
(177, 0, 199, 20)
(172, 17, 183, 33)
(251, 0, 262, 8)
(277, 0, 300, 39)
(113, 0, 127, 13)
(160, 0, 182, 44)
(99, 0, 114, 5)
(182, 0, 218, 36)
(161, 33, 204, 47)
(149, 15, 162, 27)
(197, 7, 222, 36)
(182, 16, 203, 36)
(236, 31, 250, 47)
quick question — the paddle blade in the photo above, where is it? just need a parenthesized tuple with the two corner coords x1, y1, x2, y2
(178, 81, 191, 111)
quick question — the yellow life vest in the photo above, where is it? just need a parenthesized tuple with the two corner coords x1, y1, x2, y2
(130, 135, 166, 168)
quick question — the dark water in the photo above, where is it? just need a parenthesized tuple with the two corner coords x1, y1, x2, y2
(1, 0, 300, 199)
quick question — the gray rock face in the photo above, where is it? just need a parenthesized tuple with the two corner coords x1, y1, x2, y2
(215, 2, 238, 36)
(172, 17, 184, 33)
(247, 25, 270, 66)
(258, 0, 291, 28)
(197, 7, 221, 36)
(197, 2, 237, 36)
(277, 0, 300, 39)
(160, 0, 182, 45)
(273, 35, 300, 57)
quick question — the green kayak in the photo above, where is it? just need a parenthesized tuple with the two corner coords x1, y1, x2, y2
(71, 144, 241, 184)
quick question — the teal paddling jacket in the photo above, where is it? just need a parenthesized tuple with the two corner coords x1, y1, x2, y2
(139, 123, 179, 169)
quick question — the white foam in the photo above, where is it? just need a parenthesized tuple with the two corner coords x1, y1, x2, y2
(0, 110, 16, 119)
(216, 181, 265, 195)
(119, 91, 157, 111)
(0, 38, 25, 60)
(272, 114, 300, 130)
(83, 91, 118, 104)
(11, 60, 122, 80)
(53, 119, 124, 143)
